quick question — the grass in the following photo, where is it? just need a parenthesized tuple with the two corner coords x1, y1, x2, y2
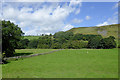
(24, 36, 40, 40)
(0, 65, 1, 79)
(2, 49, 118, 78)
(67, 24, 118, 39)
(15, 49, 57, 55)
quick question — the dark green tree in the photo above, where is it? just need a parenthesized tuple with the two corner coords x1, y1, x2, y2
(98, 36, 116, 49)
(2, 20, 24, 57)
(17, 39, 30, 49)
(28, 39, 38, 49)
(62, 40, 88, 49)
(87, 35, 103, 49)
(37, 35, 52, 49)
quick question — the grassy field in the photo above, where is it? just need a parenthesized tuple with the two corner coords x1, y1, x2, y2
(2, 49, 118, 78)
(24, 36, 40, 40)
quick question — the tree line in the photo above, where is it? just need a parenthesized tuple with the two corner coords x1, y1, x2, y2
(2, 20, 117, 58)
(16, 31, 116, 50)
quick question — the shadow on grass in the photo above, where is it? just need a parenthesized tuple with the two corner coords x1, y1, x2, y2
(2, 53, 33, 64)
(14, 53, 33, 56)
(2, 60, 10, 64)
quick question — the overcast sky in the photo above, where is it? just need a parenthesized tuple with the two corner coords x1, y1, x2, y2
(0, 1, 118, 35)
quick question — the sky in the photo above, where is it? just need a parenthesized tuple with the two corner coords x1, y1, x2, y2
(0, 0, 119, 35)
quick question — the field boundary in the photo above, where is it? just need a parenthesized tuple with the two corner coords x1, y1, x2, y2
(3, 49, 63, 61)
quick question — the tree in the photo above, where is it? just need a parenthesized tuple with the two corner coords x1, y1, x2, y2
(16, 39, 30, 49)
(28, 39, 38, 49)
(51, 42, 61, 49)
(64, 32, 74, 40)
(98, 36, 116, 49)
(87, 35, 103, 49)
(53, 31, 73, 44)
(72, 34, 83, 40)
(2, 20, 24, 57)
(53, 31, 65, 39)
(62, 40, 88, 49)
(37, 35, 52, 49)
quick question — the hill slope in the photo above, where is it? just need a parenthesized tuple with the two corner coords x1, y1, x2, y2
(67, 24, 119, 38)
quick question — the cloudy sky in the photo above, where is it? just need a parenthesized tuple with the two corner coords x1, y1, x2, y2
(0, 1, 118, 35)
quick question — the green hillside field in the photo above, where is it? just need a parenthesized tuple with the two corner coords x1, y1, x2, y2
(67, 24, 119, 39)
(24, 24, 119, 40)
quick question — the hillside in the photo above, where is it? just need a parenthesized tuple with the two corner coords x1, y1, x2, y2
(24, 24, 119, 40)
(67, 24, 119, 39)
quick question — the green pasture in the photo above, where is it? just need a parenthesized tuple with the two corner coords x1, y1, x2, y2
(2, 49, 118, 78)
(24, 36, 40, 40)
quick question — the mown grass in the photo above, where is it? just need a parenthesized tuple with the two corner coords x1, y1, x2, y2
(2, 49, 118, 78)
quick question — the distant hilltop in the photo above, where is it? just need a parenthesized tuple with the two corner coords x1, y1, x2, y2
(67, 24, 119, 39)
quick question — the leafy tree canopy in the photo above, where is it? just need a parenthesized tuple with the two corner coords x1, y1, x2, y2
(2, 20, 24, 57)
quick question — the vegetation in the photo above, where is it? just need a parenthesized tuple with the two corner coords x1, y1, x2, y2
(16, 39, 29, 49)
(67, 24, 118, 39)
(88, 36, 116, 49)
(2, 20, 24, 57)
(17, 32, 116, 49)
(98, 36, 116, 49)
(15, 49, 57, 55)
(1, 20, 118, 78)
(2, 49, 118, 78)
(28, 39, 38, 49)
(24, 36, 40, 40)
(2, 20, 117, 58)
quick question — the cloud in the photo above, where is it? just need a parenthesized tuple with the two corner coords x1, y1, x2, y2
(85, 16, 91, 20)
(75, 9, 80, 15)
(2, 2, 82, 35)
(72, 18, 83, 24)
(96, 22, 108, 26)
(96, 9, 118, 27)
(96, 16, 117, 26)
(62, 24, 74, 31)
(112, 3, 120, 9)
(69, 0, 82, 15)
(114, 12, 118, 15)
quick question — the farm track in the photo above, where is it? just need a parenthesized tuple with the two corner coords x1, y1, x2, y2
(3, 49, 63, 61)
